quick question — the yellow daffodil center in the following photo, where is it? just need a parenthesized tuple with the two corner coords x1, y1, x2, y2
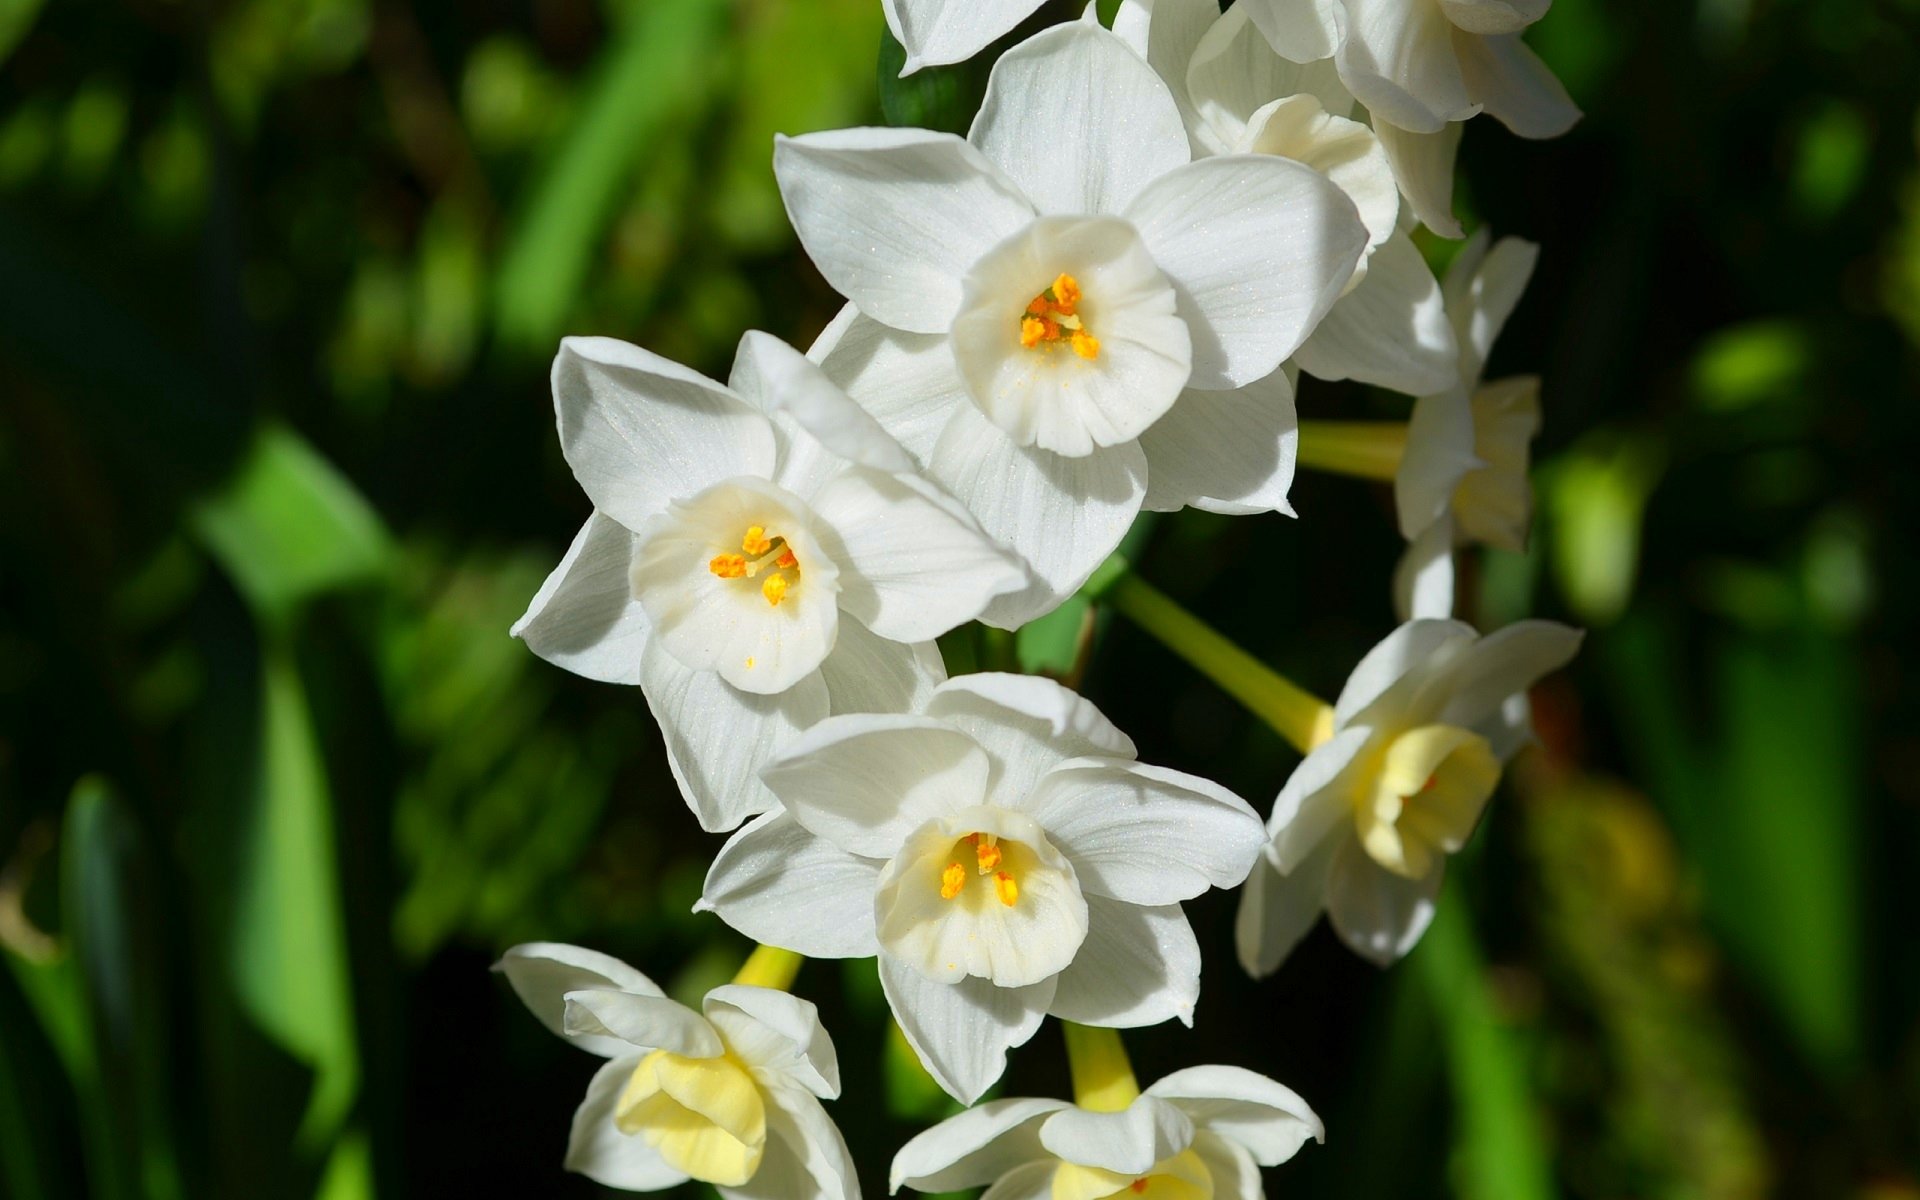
(615, 1049, 768, 1186)
(1355, 724, 1501, 879)
(1051, 1149, 1214, 1200)
(938, 832, 1019, 907)
(708, 524, 801, 606)
(1020, 273, 1100, 360)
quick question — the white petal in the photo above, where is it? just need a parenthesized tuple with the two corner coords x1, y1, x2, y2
(1441, 0, 1549, 35)
(1243, 0, 1348, 64)
(1336, 0, 1478, 134)
(563, 990, 724, 1057)
(760, 714, 993, 858)
(1191, 6, 1353, 154)
(723, 1086, 859, 1200)
(703, 986, 842, 1099)
(970, 22, 1191, 215)
(631, 477, 842, 694)
(732, 330, 918, 477)
(1324, 833, 1443, 964)
(1394, 512, 1458, 620)
(1234, 838, 1335, 978)
(554, 337, 776, 529)
(925, 672, 1137, 798)
(980, 1160, 1058, 1200)
(513, 511, 650, 685)
(1373, 118, 1464, 239)
(927, 403, 1148, 627)
(1140, 368, 1298, 516)
(1433, 619, 1583, 730)
(1134, 0, 1218, 132)
(1189, 1130, 1262, 1200)
(774, 129, 1035, 333)
(566, 1057, 692, 1189)
(1448, 235, 1539, 385)
(812, 306, 965, 463)
(1023, 757, 1264, 904)
(640, 639, 831, 832)
(1456, 31, 1580, 139)
(817, 617, 947, 716)
(699, 810, 883, 959)
(1125, 156, 1368, 389)
(496, 943, 665, 1058)
(881, 955, 1054, 1103)
(1332, 618, 1476, 724)
(1241, 95, 1395, 259)
(884, 0, 1049, 72)
(891, 1098, 1068, 1192)
(1046, 896, 1201, 1027)
(1039, 1097, 1195, 1174)
(1264, 725, 1373, 873)
(1395, 390, 1479, 538)
(1146, 1065, 1323, 1165)
(1292, 232, 1458, 395)
(809, 468, 1031, 641)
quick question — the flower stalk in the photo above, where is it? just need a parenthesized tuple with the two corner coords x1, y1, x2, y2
(732, 944, 804, 991)
(1294, 420, 1408, 481)
(1089, 562, 1333, 755)
(1061, 1022, 1139, 1113)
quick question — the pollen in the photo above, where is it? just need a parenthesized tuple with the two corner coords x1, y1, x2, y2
(713, 524, 800, 605)
(993, 871, 1019, 907)
(741, 526, 773, 556)
(1018, 273, 1097, 359)
(940, 862, 966, 900)
(709, 553, 748, 579)
(1130, 1181, 1149, 1194)
(761, 574, 789, 606)
(974, 839, 1002, 874)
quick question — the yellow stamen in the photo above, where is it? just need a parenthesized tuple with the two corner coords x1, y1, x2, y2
(709, 553, 747, 579)
(974, 838, 1002, 874)
(940, 862, 966, 900)
(1051, 273, 1081, 312)
(1018, 273, 1097, 359)
(761, 574, 789, 606)
(1021, 316, 1047, 348)
(741, 526, 772, 556)
(775, 549, 797, 569)
(1070, 329, 1100, 360)
(993, 871, 1018, 907)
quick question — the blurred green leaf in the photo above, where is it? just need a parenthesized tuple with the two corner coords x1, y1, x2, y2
(0, 0, 45, 65)
(1544, 431, 1665, 626)
(492, 0, 729, 350)
(1689, 320, 1810, 412)
(193, 424, 391, 626)
(877, 28, 982, 134)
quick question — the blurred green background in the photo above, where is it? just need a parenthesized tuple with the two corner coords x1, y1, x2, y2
(3, 0, 1917, 1196)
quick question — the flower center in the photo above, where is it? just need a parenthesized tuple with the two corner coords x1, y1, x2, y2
(939, 832, 1018, 907)
(1019, 272, 1100, 360)
(1050, 1149, 1215, 1200)
(615, 1048, 768, 1186)
(1355, 724, 1500, 879)
(708, 524, 801, 607)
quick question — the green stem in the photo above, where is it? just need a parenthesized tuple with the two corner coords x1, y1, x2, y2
(1295, 420, 1408, 482)
(1061, 1022, 1139, 1112)
(1094, 567, 1333, 755)
(732, 945, 803, 992)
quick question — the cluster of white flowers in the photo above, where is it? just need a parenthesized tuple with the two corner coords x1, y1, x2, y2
(502, 0, 1583, 1194)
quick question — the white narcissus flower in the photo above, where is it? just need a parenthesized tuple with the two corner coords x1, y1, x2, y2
(1391, 230, 1542, 619)
(513, 330, 1027, 831)
(792, 20, 1368, 624)
(1128, 0, 1459, 396)
(882, 0, 1049, 74)
(890, 1066, 1322, 1200)
(496, 943, 858, 1199)
(1234, 0, 1580, 238)
(1237, 618, 1580, 974)
(699, 673, 1266, 1103)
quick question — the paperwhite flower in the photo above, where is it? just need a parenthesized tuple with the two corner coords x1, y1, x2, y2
(881, 0, 1052, 73)
(794, 19, 1368, 623)
(513, 330, 1026, 830)
(891, 1066, 1322, 1200)
(699, 673, 1266, 1102)
(1237, 617, 1580, 974)
(496, 943, 858, 1199)
(1392, 231, 1542, 619)
(1127, 0, 1459, 396)
(1233, 0, 1580, 238)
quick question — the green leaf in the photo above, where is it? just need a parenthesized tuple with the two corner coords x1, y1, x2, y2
(877, 27, 984, 134)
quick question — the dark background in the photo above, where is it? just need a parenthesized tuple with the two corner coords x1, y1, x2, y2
(3, 0, 1917, 1196)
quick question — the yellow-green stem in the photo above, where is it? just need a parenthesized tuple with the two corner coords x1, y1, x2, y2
(1295, 420, 1409, 482)
(731, 944, 803, 991)
(1099, 571, 1333, 755)
(1062, 1023, 1139, 1112)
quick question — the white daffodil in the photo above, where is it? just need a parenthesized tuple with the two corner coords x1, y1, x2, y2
(891, 1066, 1322, 1200)
(1236, 617, 1580, 974)
(513, 330, 1027, 831)
(699, 672, 1266, 1103)
(1124, 0, 1459, 396)
(1231, 0, 1579, 238)
(794, 20, 1368, 624)
(496, 943, 857, 1199)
